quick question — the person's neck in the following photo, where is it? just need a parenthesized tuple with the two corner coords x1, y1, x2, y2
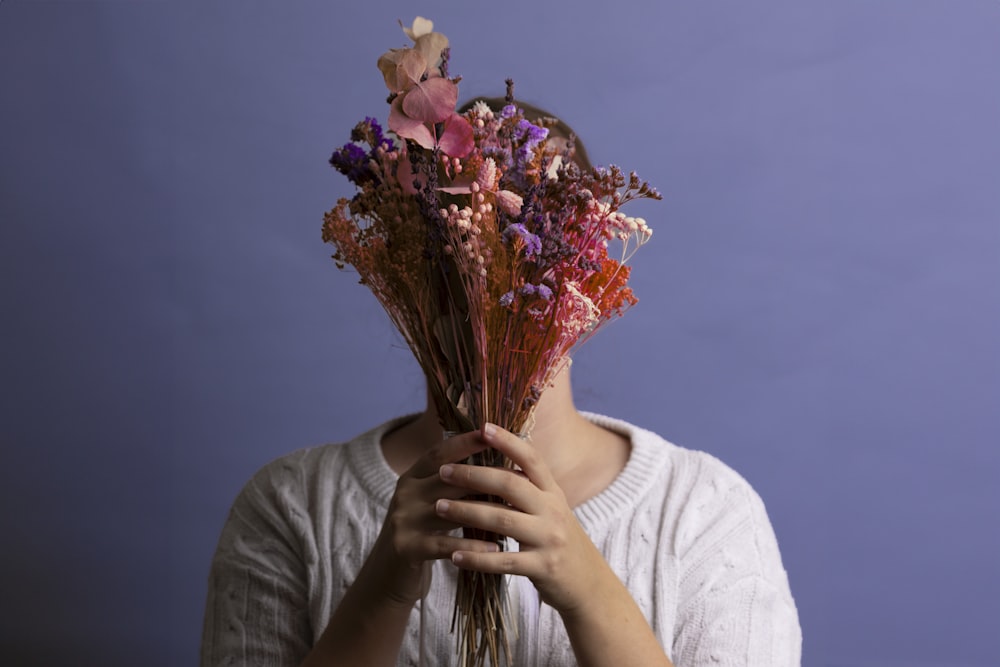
(382, 366, 631, 507)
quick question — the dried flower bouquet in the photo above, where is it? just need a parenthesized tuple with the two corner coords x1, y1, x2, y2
(323, 16, 660, 667)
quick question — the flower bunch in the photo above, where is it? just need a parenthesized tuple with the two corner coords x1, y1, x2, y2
(324, 17, 660, 667)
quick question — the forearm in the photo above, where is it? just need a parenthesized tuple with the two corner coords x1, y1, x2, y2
(560, 565, 674, 667)
(299, 533, 417, 667)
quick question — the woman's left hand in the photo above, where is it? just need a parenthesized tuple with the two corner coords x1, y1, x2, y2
(434, 422, 610, 616)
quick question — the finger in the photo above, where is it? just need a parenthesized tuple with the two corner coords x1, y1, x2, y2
(435, 498, 547, 545)
(480, 423, 558, 492)
(408, 430, 489, 478)
(438, 463, 541, 513)
(407, 534, 502, 562)
(450, 549, 538, 577)
(410, 471, 483, 503)
(410, 502, 469, 534)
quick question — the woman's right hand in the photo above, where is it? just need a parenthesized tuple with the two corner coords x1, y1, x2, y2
(374, 430, 501, 607)
(303, 432, 499, 667)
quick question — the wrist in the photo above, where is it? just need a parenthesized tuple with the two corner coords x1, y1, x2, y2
(556, 558, 627, 623)
(310, 532, 418, 667)
(365, 529, 426, 608)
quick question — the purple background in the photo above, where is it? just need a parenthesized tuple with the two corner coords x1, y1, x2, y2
(2, 1, 998, 665)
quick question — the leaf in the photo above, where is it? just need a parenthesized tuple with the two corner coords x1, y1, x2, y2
(388, 96, 435, 149)
(438, 182, 474, 195)
(395, 152, 421, 195)
(376, 49, 401, 91)
(397, 50, 427, 89)
(402, 77, 458, 124)
(437, 112, 474, 158)
(376, 48, 426, 92)
(402, 16, 434, 41)
(413, 31, 449, 69)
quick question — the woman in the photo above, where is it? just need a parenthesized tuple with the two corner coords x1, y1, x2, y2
(200, 102, 802, 666)
(201, 369, 800, 665)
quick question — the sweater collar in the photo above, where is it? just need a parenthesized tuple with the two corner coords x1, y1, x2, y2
(345, 412, 667, 530)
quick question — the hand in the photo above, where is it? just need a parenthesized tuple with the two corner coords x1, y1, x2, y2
(375, 431, 503, 606)
(433, 423, 611, 615)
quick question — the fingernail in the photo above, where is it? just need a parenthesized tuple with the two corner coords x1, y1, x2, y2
(436, 499, 451, 514)
(483, 423, 497, 438)
(452, 552, 464, 564)
(439, 464, 454, 480)
(486, 543, 499, 553)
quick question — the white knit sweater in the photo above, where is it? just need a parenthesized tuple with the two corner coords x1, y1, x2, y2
(201, 414, 801, 666)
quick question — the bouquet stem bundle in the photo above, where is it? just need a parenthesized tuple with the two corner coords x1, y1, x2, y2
(324, 17, 660, 667)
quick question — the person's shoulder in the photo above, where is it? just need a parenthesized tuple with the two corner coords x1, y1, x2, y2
(632, 427, 784, 576)
(665, 437, 760, 507)
(587, 412, 757, 500)
(246, 439, 348, 496)
(617, 427, 802, 660)
(219, 441, 349, 541)
(662, 434, 769, 532)
(230, 415, 409, 517)
(589, 413, 775, 539)
(240, 437, 349, 504)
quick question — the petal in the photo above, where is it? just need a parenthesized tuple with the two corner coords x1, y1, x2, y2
(437, 112, 474, 158)
(388, 96, 435, 149)
(402, 77, 458, 124)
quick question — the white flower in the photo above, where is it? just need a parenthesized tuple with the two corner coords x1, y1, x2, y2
(472, 100, 493, 117)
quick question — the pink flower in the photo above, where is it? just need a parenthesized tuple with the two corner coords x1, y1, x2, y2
(495, 190, 524, 216)
(476, 158, 498, 191)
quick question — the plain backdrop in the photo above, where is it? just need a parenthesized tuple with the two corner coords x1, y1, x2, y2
(1, 1, 998, 666)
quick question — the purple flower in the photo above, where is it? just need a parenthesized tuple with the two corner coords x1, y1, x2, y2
(500, 104, 517, 119)
(350, 117, 393, 151)
(502, 117, 549, 190)
(329, 142, 374, 185)
(499, 291, 515, 307)
(519, 283, 554, 300)
(502, 223, 542, 257)
(483, 146, 514, 172)
(516, 119, 548, 151)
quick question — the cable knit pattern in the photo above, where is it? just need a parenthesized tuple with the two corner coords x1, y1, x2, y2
(201, 414, 801, 666)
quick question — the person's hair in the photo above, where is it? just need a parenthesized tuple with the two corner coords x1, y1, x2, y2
(457, 97, 593, 171)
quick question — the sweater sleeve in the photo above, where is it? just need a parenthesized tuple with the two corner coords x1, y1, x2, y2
(200, 462, 315, 667)
(670, 455, 802, 667)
